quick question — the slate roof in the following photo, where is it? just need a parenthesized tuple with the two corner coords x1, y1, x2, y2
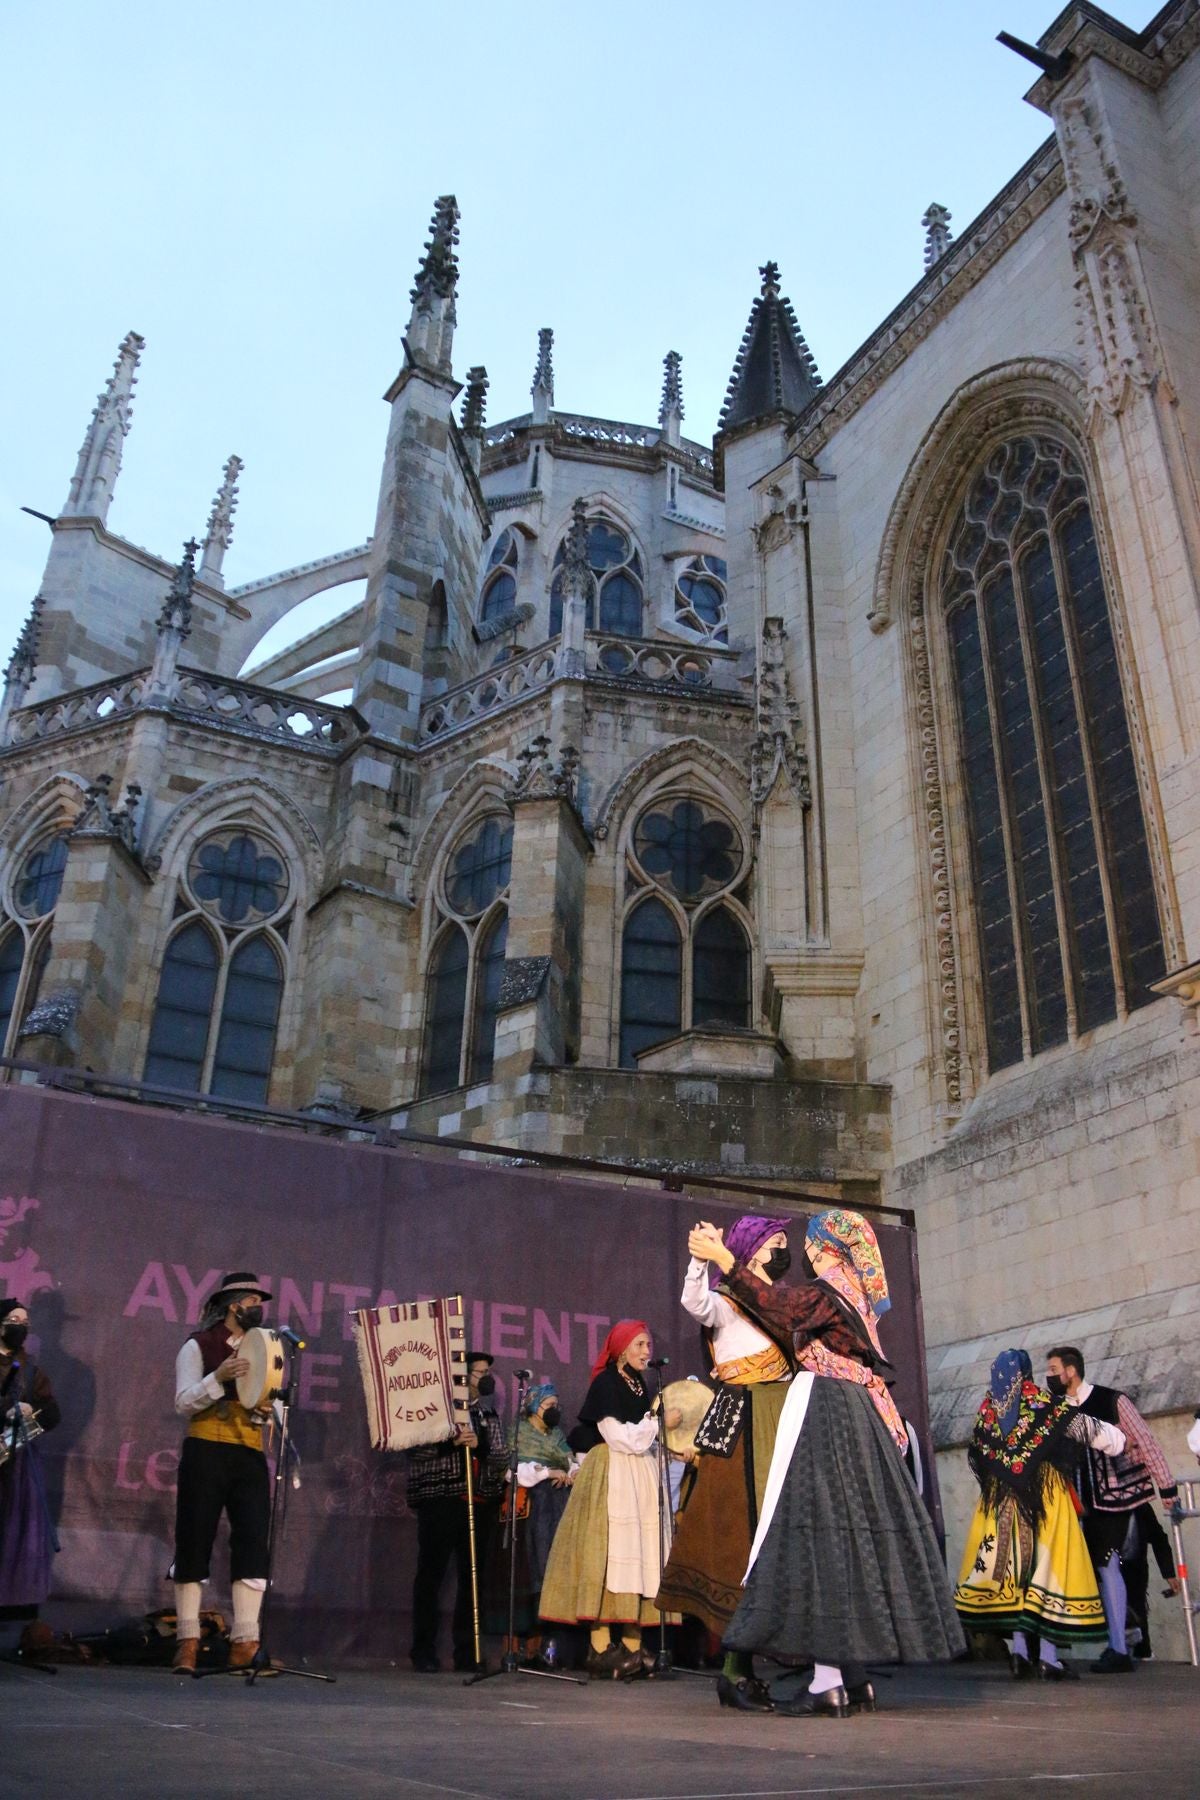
(718, 261, 822, 434)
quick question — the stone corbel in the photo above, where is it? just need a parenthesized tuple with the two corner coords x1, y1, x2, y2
(1150, 960, 1200, 1020)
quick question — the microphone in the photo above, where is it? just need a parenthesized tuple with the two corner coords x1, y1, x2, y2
(648, 1357, 670, 1369)
(514, 1368, 533, 1381)
(277, 1326, 307, 1348)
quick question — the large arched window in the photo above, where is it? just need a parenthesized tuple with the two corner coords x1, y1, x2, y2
(675, 556, 729, 643)
(942, 435, 1164, 1074)
(420, 812, 514, 1096)
(143, 827, 290, 1104)
(550, 515, 643, 637)
(479, 530, 519, 625)
(618, 795, 751, 1066)
(0, 828, 70, 1055)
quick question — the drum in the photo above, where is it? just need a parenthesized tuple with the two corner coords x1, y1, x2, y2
(235, 1326, 286, 1414)
(663, 1378, 714, 1455)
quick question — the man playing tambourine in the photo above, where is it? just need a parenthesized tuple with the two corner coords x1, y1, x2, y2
(170, 1270, 273, 1672)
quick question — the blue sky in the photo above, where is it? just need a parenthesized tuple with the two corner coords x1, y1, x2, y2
(1, 0, 1080, 666)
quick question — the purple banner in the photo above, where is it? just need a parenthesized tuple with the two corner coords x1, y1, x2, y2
(0, 1083, 935, 1660)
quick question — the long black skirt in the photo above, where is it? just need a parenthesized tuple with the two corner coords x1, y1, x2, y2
(724, 1377, 966, 1666)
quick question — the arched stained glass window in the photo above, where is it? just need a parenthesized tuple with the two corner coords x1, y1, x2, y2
(633, 800, 739, 904)
(0, 930, 24, 1052)
(480, 530, 519, 623)
(188, 831, 288, 926)
(445, 816, 513, 917)
(13, 834, 69, 920)
(421, 925, 470, 1096)
(619, 898, 682, 1067)
(943, 435, 1164, 1074)
(210, 935, 284, 1104)
(468, 910, 509, 1086)
(549, 513, 642, 637)
(143, 921, 220, 1092)
(693, 906, 750, 1030)
(675, 556, 728, 642)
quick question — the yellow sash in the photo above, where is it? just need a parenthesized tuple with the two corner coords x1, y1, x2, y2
(712, 1341, 790, 1386)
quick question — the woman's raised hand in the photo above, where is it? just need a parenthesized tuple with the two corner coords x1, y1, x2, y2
(688, 1221, 731, 1268)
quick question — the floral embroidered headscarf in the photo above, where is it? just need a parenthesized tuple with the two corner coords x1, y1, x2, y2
(805, 1209, 891, 1319)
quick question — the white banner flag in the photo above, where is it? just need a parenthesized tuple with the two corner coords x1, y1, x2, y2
(352, 1293, 469, 1452)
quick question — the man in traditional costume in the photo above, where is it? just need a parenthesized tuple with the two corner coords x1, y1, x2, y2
(0, 1298, 60, 1640)
(690, 1209, 965, 1716)
(539, 1320, 680, 1678)
(1045, 1344, 1179, 1674)
(954, 1349, 1123, 1678)
(407, 1348, 507, 1672)
(656, 1213, 794, 1712)
(170, 1270, 273, 1673)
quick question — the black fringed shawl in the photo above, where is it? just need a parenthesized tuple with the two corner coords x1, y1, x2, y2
(967, 1377, 1081, 1530)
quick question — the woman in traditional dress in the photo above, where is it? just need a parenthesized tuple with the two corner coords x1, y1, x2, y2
(0, 1299, 60, 1638)
(954, 1348, 1123, 1678)
(539, 1320, 680, 1678)
(657, 1213, 795, 1713)
(501, 1381, 576, 1668)
(690, 1209, 965, 1717)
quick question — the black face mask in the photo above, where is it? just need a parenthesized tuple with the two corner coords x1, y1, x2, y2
(542, 1405, 562, 1430)
(475, 1372, 496, 1398)
(235, 1303, 264, 1331)
(1046, 1374, 1067, 1398)
(1, 1322, 28, 1350)
(761, 1247, 791, 1281)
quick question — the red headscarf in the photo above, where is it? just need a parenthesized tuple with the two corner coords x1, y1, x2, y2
(591, 1318, 651, 1378)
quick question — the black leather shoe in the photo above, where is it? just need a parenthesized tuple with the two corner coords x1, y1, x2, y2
(846, 1678, 877, 1712)
(586, 1643, 622, 1679)
(1009, 1651, 1034, 1679)
(776, 1684, 851, 1718)
(410, 1654, 441, 1673)
(1091, 1647, 1135, 1673)
(717, 1672, 774, 1712)
(1037, 1660, 1079, 1682)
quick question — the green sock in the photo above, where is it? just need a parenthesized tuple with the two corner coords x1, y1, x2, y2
(722, 1651, 752, 1681)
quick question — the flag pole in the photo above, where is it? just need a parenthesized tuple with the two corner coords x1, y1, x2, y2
(464, 1437, 482, 1670)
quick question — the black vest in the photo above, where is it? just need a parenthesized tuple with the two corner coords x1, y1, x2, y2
(1076, 1384, 1153, 1512)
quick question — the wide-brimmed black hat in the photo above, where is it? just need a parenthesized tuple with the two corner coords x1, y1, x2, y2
(466, 1349, 494, 1366)
(208, 1270, 272, 1308)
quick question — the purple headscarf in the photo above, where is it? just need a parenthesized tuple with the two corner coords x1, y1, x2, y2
(712, 1214, 791, 1288)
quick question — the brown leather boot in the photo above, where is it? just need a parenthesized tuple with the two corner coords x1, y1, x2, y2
(172, 1639, 199, 1673)
(228, 1638, 260, 1671)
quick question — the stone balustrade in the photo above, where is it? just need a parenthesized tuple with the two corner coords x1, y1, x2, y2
(6, 665, 359, 754)
(419, 643, 558, 743)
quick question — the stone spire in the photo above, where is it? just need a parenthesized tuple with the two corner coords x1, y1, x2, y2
(405, 195, 460, 374)
(461, 365, 489, 435)
(0, 593, 46, 740)
(659, 350, 684, 447)
(147, 540, 198, 699)
(531, 327, 555, 424)
(62, 330, 145, 522)
(719, 263, 821, 435)
(461, 366, 489, 470)
(922, 202, 954, 270)
(198, 454, 244, 587)
(555, 497, 593, 676)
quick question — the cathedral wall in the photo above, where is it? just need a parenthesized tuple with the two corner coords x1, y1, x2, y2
(821, 190, 1079, 1156)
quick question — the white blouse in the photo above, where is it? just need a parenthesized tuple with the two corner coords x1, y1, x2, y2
(597, 1415, 659, 1457)
(681, 1256, 774, 1366)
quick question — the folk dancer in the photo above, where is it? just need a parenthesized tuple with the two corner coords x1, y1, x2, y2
(692, 1210, 966, 1716)
(539, 1321, 681, 1678)
(1045, 1345, 1180, 1674)
(0, 1299, 61, 1633)
(656, 1214, 795, 1713)
(954, 1349, 1124, 1678)
(170, 1271, 273, 1672)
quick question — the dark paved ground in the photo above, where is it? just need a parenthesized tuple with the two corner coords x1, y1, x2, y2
(2, 1658, 1198, 1799)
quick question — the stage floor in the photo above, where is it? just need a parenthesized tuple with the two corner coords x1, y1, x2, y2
(2, 1658, 1197, 1798)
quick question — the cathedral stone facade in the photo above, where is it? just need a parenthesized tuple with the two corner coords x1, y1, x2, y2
(3, 4, 1199, 1644)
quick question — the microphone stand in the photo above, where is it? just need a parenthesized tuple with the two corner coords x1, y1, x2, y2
(0, 1361, 57, 1676)
(194, 1338, 334, 1686)
(649, 1362, 675, 1678)
(468, 1371, 583, 1687)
